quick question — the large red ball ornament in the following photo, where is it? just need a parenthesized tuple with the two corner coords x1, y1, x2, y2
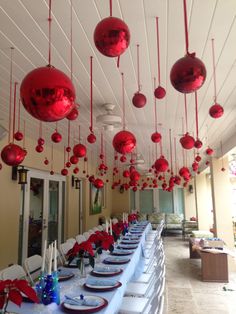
(170, 54, 206, 93)
(70, 155, 78, 164)
(94, 17, 130, 58)
(113, 130, 136, 155)
(14, 131, 24, 141)
(35, 145, 44, 153)
(154, 156, 169, 173)
(87, 133, 96, 144)
(194, 139, 203, 149)
(209, 103, 224, 119)
(180, 133, 195, 150)
(51, 131, 62, 143)
(73, 143, 87, 158)
(179, 166, 190, 177)
(1, 143, 26, 166)
(130, 171, 140, 181)
(206, 147, 214, 155)
(94, 178, 104, 189)
(66, 106, 79, 120)
(154, 86, 166, 99)
(20, 65, 76, 122)
(132, 92, 147, 108)
(123, 170, 130, 178)
(151, 132, 162, 143)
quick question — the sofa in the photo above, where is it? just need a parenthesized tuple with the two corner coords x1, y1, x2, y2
(148, 212, 184, 234)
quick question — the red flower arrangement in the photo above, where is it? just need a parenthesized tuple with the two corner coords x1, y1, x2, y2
(67, 240, 94, 260)
(88, 231, 114, 251)
(128, 213, 138, 223)
(0, 279, 39, 313)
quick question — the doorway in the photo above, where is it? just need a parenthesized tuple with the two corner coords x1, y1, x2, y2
(20, 169, 65, 263)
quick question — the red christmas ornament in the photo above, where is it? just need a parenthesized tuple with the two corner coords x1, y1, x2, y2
(123, 170, 130, 178)
(180, 133, 195, 150)
(66, 161, 71, 168)
(209, 103, 224, 119)
(206, 147, 214, 155)
(120, 155, 126, 163)
(174, 175, 181, 185)
(100, 154, 104, 160)
(129, 165, 135, 173)
(38, 137, 45, 146)
(89, 175, 95, 183)
(162, 182, 167, 190)
(1, 143, 26, 166)
(20, 66, 75, 122)
(194, 139, 203, 149)
(66, 107, 79, 120)
(66, 146, 71, 153)
(70, 155, 78, 164)
(44, 158, 49, 165)
(94, 178, 104, 189)
(94, 17, 130, 58)
(35, 145, 44, 153)
(179, 166, 190, 178)
(192, 162, 198, 172)
(195, 155, 201, 162)
(132, 92, 147, 108)
(154, 156, 169, 173)
(170, 54, 206, 93)
(50, 170, 54, 175)
(130, 171, 140, 181)
(61, 168, 68, 176)
(151, 132, 162, 143)
(154, 86, 166, 99)
(84, 157, 88, 162)
(205, 161, 210, 166)
(51, 131, 62, 143)
(14, 131, 24, 141)
(73, 167, 79, 174)
(73, 143, 87, 158)
(133, 186, 138, 192)
(113, 130, 136, 155)
(87, 133, 96, 144)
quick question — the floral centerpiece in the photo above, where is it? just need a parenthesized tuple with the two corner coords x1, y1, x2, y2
(128, 213, 138, 224)
(88, 231, 114, 255)
(0, 279, 39, 314)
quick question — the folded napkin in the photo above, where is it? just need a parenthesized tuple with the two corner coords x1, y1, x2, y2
(58, 269, 73, 276)
(94, 266, 120, 273)
(105, 256, 127, 261)
(86, 278, 117, 286)
(113, 249, 133, 254)
(64, 296, 100, 307)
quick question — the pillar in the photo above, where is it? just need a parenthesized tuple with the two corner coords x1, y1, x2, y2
(183, 179, 197, 220)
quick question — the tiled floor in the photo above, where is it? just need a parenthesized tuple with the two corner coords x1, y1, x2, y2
(163, 236, 236, 314)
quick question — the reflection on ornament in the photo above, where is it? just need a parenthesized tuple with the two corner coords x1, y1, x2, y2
(113, 130, 136, 154)
(209, 103, 224, 119)
(20, 66, 75, 122)
(94, 17, 130, 58)
(132, 92, 147, 108)
(38, 138, 45, 145)
(1, 143, 26, 166)
(170, 54, 206, 93)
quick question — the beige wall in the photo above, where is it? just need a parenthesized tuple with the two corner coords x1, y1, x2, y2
(111, 188, 130, 214)
(183, 180, 196, 220)
(0, 136, 112, 269)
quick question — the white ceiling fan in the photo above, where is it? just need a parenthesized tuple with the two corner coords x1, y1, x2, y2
(96, 103, 122, 131)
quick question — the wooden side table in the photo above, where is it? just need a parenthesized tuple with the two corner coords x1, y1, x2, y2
(201, 251, 228, 282)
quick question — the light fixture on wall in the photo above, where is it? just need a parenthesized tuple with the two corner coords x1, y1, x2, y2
(17, 166, 29, 184)
(72, 175, 80, 189)
(188, 184, 194, 194)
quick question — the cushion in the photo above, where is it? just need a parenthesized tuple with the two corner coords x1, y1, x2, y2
(148, 213, 165, 224)
(191, 230, 214, 238)
(138, 213, 147, 221)
(166, 223, 182, 230)
(165, 213, 183, 224)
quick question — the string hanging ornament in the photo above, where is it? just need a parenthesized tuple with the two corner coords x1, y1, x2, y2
(35, 122, 44, 152)
(14, 99, 24, 141)
(151, 77, 162, 143)
(50, 144, 54, 175)
(94, 0, 130, 66)
(205, 124, 214, 156)
(73, 125, 87, 158)
(51, 122, 62, 143)
(170, 0, 206, 93)
(132, 44, 147, 108)
(113, 73, 136, 155)
(220, 140, 225, 172)
(70, 130, 79, 164)
(209, 38, 224, 118)
(154, 137, 169, 173)
(1, 48, 26, 166)
(20, 0, 75, 122)
(180, 95, 195, 149)
(87, 56, 96, 144)
(174, 137, 181, 185)
(61, 146, 68, 176)
(154, 17, 166, 99)
(194, 92, 203, 149)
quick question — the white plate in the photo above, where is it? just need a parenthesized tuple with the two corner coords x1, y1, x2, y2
(92, 268, 121, 275)
(63, 295, 105, 311)
(85, 282, 117, 289)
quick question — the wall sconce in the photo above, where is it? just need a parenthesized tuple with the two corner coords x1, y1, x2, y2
(17, 166, 29, 185)
(188, 184, 194, 194)
(72, 175, 80, 189)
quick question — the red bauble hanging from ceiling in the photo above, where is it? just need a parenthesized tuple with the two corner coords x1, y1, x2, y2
(51, 131, 62, 143)
(113, 130, 136, 155)
(123, 170, 130, 178)
(194, 139, 203, 149)
(94, 17, 130, 58)
(87, 133, 96, 144)
(180, 133, 195, 150)
(206, 147, 214, 155)
(154, 86, 166, 99)
(14, 131, 24, 141)
(20, 66, 75, 122)
(1, 143, 26, 166)
(132, 93, 146, 108)
(66, 106, 79, 121)
(154, 156, 169, 173)
(130, 170, 140, 182)
(73, 143, 87, 158)
(35, 145, 44, 153)
(179, 166, 190, 178)
(94, 178, 104, 189)
(195, 155, 201, 162)
(209, 103, 224, 119)
(70, 155, 78, 164)
(61, 168, 68, 176)
(151, 132, 162, 143)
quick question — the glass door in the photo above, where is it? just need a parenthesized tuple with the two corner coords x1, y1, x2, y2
(21, 169, 65, 263)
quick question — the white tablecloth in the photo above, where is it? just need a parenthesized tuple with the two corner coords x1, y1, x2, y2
(8, 223, 152, 314)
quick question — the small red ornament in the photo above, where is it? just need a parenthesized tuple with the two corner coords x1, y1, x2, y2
(162, 182, 167, 190)
(20, 66, 75, 122)
(66, 107, 79, 120)
(66, 161, 71, 168)
(120, 155, 126, 163)
(50, 170, 54, 175)
(192, 161, 199, 172)
(14, 131, 24, 141)
(154, 86, 166, 99)
(73, 143, 87, 158)
(84, 157, 88, 162)
(132, 92, 147, 108)
(170, 54, 206, 93)
(38, 137, 45, 145)
(51, 131, 62, 143)
(61, 168, 68, 176)
(195, 155, 201, 162)
(87, 133, 96, 144)
(70, 155, 78, 164)
(113, 130, 136, 155)
(130, 171, 140, 181)
(35, 145, 44, 153)
(180, 133, 195, 150)
(73, 167, 79, 174)
(66, 146, 71, 153)
(151, 132, 162, 143)
(133, 186, 138, 192)
(1, 143, 26, 166)
(155, 156, 169, 173)
(44, 158, 49, 165)
(123, 170, 130, 178)
(221, 167, 226, 172)
(94, 17, 130, 58)
(209, 103, 224, 119)
(206, 147, 214, 155)
(174, 175, 181, 185)
(94, 178, 104, 189)
(89, 175, 95, 183)
(194, 139, 203, 149)
(100, 154, 104, 160)
(129, 165, 136, 173)
(205, 161, 210, 166)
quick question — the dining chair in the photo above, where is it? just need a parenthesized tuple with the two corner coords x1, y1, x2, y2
(24, 255, 43, 285)
(66, 238, 76, 245)
(59, 242, 73, 263)
(45, 247, 63, 268)
(97, 225, 103, 231)
(75, 234, 86, 244)
(93, 226, 100, 231)
(83, 232, 90, 240)
(1, 264, 27, 280)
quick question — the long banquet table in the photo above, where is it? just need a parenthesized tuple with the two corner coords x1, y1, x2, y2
(8, 223, 152, 314)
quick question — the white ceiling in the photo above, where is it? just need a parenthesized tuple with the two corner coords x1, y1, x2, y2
(1, 0, 236, 173)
